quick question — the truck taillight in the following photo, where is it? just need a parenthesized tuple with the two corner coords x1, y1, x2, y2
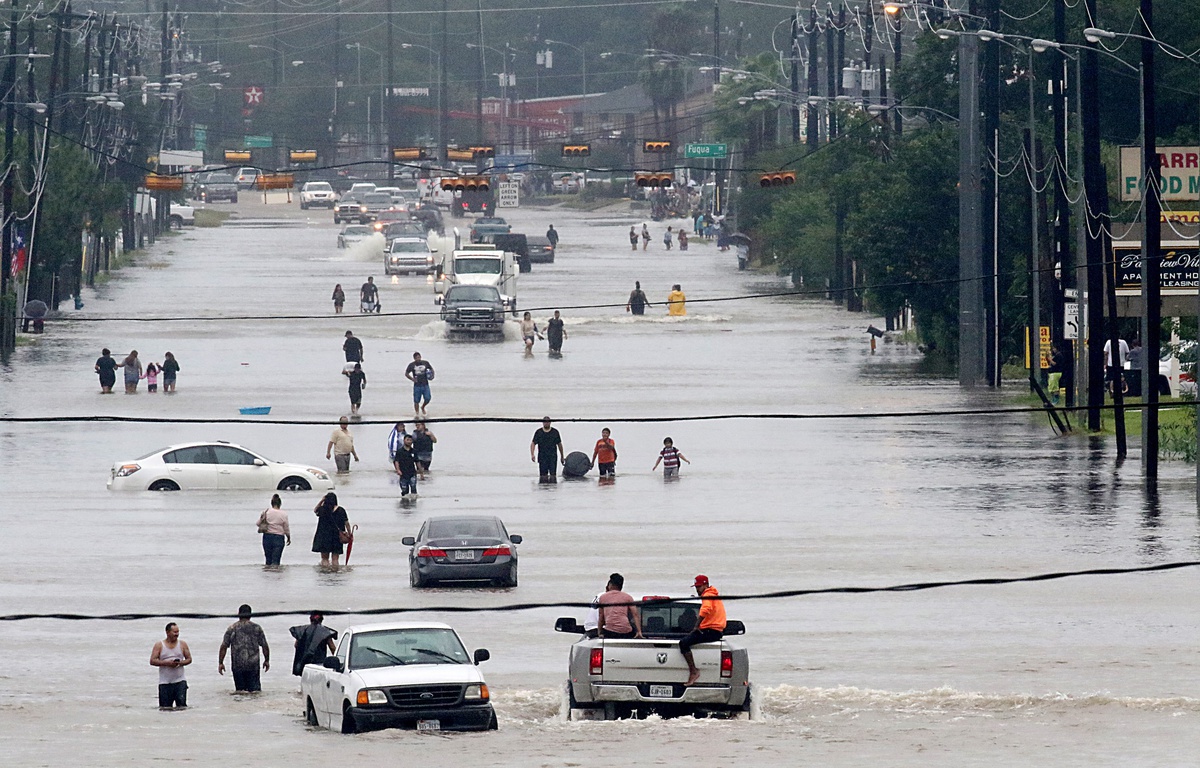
(417, 546, 447, 558)
(720, 651, 733, 678)
(589, 648, 604, 675)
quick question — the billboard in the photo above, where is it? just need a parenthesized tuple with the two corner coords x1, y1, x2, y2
(1119, 146, 1200, 201)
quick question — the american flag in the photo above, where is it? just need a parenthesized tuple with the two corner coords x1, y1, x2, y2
(10, 231, 25, 277)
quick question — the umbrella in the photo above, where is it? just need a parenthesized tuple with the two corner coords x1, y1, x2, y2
(343, 524, 358, 564)
(22, 299, 47, 318)
(726, 232, 752, 246)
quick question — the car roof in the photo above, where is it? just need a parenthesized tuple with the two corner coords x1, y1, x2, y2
(346, 621, 454, 634)
(150, 440, 247, 451)
(426, 514, 503, 523)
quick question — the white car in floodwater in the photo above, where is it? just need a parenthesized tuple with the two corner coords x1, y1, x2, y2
(107, 441, 334, 492)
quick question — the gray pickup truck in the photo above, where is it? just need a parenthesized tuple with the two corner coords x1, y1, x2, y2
(556, 597, 753, 720)
(439, 284, 506, 338)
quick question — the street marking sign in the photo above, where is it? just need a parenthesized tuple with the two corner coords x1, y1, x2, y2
(684, 142, 728, 159)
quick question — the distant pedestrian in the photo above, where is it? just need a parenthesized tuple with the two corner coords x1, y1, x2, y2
(405, 351, 434, 416)
(311, 492, 350, 568)
(629, 227, 638, 251)
(387, 420, 409, 463)
(694, 211, 704, 236)
(256, 493, 291, 566)
(290, 613, 337, 676)
(546, 224, 559, 248)
(680, 575, 725, 686)
(393, 434, 424, 498)
(652, 436, 690, 478)
(218, 604, 270, 693)
(150, 622, 191, 710)
(343, 362, 366, 414)
(360, 276, 379, 313)
(667, 284, 687, 316)
(331, 283, 345, 313)
(521, 311, 543, 353)
(144, 362, 160, 393)
(343, 330, 363, 363)
(641, 223, 651, 250)
(626, 281, 651, 315)
(326, 416, 359, 474)
(121, 350, 142, 394)
(590, 427, 617, 477)
(161, 352, 180, 393)
(663, 226, 673, 250)
(597, 572, 642, 639)
(546, 310, 566, 354)
(412, 419, 437, 471)
(530, 417, 565, 480)
(95, 348, 118, 393)
(678, 229, 688, 251)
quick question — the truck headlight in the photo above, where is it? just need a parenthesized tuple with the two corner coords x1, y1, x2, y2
(463, 684, 488, 701)
(356, 689, 388, 705)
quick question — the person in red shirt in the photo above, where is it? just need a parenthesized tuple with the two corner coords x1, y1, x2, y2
(681, 574, 726, 686)
(590, 428, 618, 477)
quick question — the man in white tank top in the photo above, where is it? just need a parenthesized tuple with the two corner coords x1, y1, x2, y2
(150, 622, 192, 709)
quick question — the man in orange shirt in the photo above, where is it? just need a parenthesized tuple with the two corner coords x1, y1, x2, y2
(590, 428, 618, 477)
(681, 574, 726, 686)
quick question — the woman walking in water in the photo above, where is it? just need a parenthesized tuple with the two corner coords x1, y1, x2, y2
(95, 348, 118, 393)
(311, 492, 350, 569)
(331, 284, 345, 313)
(161, 352, 180, 393)
(121, 350, 143, 393)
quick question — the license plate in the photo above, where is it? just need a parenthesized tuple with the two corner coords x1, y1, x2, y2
(416, 719, 441, 732)
(454, 550, 475, 561)
(649, 685, 673, 698)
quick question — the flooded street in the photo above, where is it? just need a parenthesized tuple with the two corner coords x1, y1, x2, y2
(2, 197, 1199, 765)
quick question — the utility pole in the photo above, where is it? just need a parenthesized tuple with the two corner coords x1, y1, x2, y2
(982, 0, 1000, 387)
(806, 6, 818, 148)
(790, 12, 800, 143)
(439, 0, 447, 158)
(386, 0, 394, 180)
(1052, 0, 1074, 405)
(824, 9, 835, 139)
(475, 0, 483, 148)
(332, 0, 341, 165)
(892, 15, 902, 135)
(1139, 0, 1160, 483)
(271, 0, 280, 88)
(713, 0, 719, 76)
(1081, 0, 1105, 431)
(0, 4, 17, 356)
(958, 32, 985, 387)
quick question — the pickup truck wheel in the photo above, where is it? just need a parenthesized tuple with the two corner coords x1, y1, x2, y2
(305, 699, 319, 726)
(300, 202, 309, 210)
(603, 702, 618, 721)
(340, 703, 357, 734)
(169, 215, 183, 230)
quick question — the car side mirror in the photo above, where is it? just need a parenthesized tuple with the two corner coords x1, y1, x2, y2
(322, 657, 343, 672)
(509, 534, 522, 544)
(473, 648, 490, 665)
(401, 536, 415, 546)
(554, 617, 583, 634)
(724, 620, 746, 636)
(253, 458, 265, 466)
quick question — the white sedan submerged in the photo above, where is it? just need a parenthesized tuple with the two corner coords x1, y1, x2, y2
(107, 440, 334, 492)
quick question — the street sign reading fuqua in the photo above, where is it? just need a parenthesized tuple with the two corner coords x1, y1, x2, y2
(684, 142, 728, 159)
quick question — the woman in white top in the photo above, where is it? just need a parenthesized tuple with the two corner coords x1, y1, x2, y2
(257, 494, 291, 566)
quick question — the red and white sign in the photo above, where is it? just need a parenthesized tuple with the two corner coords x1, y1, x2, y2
(243, 86, 264, 106)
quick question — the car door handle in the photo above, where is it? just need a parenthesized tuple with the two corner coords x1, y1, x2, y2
(219, 469, 231, 474)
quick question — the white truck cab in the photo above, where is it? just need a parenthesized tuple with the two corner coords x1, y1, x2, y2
(433, 229, 518, 312)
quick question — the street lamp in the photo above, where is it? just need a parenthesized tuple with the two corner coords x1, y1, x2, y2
(544, 39, 586, 96)
(346, 43, 387, 151)
(401, 42, 442, 151)
(248, 44, 289, 85)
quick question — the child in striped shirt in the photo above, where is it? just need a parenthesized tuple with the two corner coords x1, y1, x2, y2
(652, 437, 690, 479)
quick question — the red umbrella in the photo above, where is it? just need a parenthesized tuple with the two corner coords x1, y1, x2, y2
(344, 524, 359, 564)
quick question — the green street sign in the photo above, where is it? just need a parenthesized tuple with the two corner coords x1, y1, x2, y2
(244, 134, 274, 148)
(684, 142, 728, 159)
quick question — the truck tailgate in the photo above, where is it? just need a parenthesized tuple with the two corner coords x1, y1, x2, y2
(598, 639, 724, 684)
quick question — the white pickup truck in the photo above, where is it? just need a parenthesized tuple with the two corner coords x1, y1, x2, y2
(433, 234, 518, 313)
(556, 597, 753, 720)
(301, 621, 497, 733)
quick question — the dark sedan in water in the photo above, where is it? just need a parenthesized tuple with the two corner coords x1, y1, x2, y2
(404, 516, 521, 588)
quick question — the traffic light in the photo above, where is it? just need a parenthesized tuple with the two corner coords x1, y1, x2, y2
(288, 149, 317, 163)
(635, 172, 674, 188)
(758, 171, 796, 188)
(223, 149, 252, 162)
(643, 140, 673, 153)
(144, 173, 183, 191)
(440, 176, 490, 192)
(392, 147, 428, 161)
(256, 173, 295, 190)
(561, 144, 591, 158)
(445, 147, 475, 162)
(469, 145, 495, 159)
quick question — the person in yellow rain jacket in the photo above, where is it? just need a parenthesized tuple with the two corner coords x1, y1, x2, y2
(667, 284, 686, 316)
(680, 574, 725, 686)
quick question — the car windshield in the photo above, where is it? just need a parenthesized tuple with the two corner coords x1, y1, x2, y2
(427, 518, 502, 538)
(477, 218, 506, 226)
(455, 257, 501, 275)
(364, 193, 391, 204)
(446, 286, 499, 302)
(344, 226, 371, 235)
(349, 628, 469, 670)
(391, 241, 427, 253)
(208, 174, 233, 183)
(306, 182, 332, 191)
(386, 223, 423, 235)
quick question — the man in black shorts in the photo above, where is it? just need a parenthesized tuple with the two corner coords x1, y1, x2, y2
(530, 417, 564, 481)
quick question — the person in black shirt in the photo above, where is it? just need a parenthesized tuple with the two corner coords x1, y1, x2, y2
(405, 352, 434, 416)
(343, 363, 366, 414)
(546, 224, 559, 248)
(393, 434, 424, 497)
(546, 310, 567, 355)
(626, 281, 651, 315)
(360, 276, 379, 313)
(95, 348, 118, 393)
(530, 417, 564, 480)
(343, 331, 363, 363)
(412, 420, 437, 471)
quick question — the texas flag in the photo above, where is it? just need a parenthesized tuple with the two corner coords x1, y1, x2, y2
(10, 231, 25, 277)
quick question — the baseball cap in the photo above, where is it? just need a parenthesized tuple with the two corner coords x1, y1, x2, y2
(692, 574, 709, 588)
(237, 604, 252, 617)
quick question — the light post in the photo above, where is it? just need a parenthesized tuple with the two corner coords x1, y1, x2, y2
(402, 42, 442, 151)
(467, 42, 520, 152)
(544, 39, 586, 96)
(248, 43, 288, 85)
(347, 43, 386, 154)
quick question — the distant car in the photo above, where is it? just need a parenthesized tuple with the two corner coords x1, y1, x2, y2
(552, 173, 583, 193)
(346, 182, 377, 197)
(339, 224, 375, 249)
(403, 515, 521, 587)
(168, 203, 195, 229)
(374, 186, 407, 206)
(412, 205, 444, 234)
(386, 237, 434, 275)
(300, 181, 336, 209)
(235, 167, 262, 190)
(107, 441, 334, 492)
(372, 209, 413, 233)
(196, 172, 238, 203)
(526, 234, 555, 264)
(335, 194, 370, 224)
(301, 621, 496, 734)
(469, 217, 511, 243)
(361, 192, 394, 220)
